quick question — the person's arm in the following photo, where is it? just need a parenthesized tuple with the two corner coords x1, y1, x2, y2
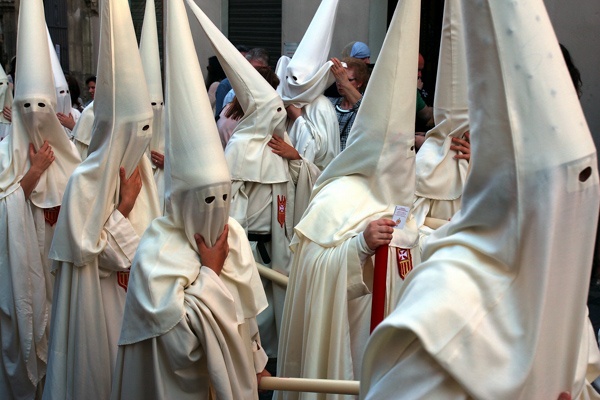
(57, 112, 76, 130)
(330, 58, 363, 106)
(150, 150, 165, 169)
(450, 131, 471, 161)
(117, 166, 142, 218)
(415, 133, 427, 152)
(268, 134, 300, 161)
(21, 141, 54, 199)
(195, 224, 229, 276)
(2, 106, 11, 122)
(416, 105, 434, 129)
(363, 218, 396, 252)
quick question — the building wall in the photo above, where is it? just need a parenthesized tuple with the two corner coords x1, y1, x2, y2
(544, 0, 600, 146)
(0, 0, 598, 141)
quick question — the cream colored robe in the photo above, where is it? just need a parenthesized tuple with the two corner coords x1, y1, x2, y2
(42, 210, 141, 400)
(287, 96, 339, 170)
(71, 102, 94, 160)
(275, 220, 419, 400)
(43, 159, 159, 400)
(0, 186, 48, 400)
(230, 158, 319, 358)
(111, 218, 268, 400)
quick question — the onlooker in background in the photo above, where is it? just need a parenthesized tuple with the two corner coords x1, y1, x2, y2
(85, 75, 96, 105)
(341, 41, 372, 65)
(214, 44, 250, 117)
(415, 54, 434, 150)
(205, 55, 226, 113)
(325, 41, 372, 99)
(220, 48, 270, 108)
(560, 43, 582, 98)
(417, 53, 429, 103)
(217, 66, 280, 148)
(328, 57, 369, 151)
(66, 75, 83, 112)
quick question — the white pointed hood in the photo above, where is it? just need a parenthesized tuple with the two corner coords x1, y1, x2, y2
(294, 0, 421, 247)
(275, 0, 338, 106)
(164, 0, 230, 249)
(0, 0, 80, 206)
(119, 0, 267, 345)
(414, 0, 468, 204)
(49, 0, 158, 266)
(47, 28, 72, 115)
(186, 0, 289, 184)
(0, 63, 13, 124)
(139, 0, 165, 155)
(365, 0, 600, 398)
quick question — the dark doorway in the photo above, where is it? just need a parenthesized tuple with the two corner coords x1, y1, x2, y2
(228, 0, 282, 69)
(387, 0, 444, 106)
(44, 0, 69, 71)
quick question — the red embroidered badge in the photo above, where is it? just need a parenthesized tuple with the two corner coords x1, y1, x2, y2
(117, 271, 130, 292)
(396, 248, 413, 280)
(44, 206, 61, 226)
(277, 195, 286, 228)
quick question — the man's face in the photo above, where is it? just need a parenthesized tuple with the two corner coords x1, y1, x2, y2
(87, 81, 96, 99)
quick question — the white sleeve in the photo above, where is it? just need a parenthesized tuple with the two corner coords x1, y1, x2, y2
(97, 209, 140, 272)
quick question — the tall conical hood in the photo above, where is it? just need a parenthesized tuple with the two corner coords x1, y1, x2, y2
(275, 0, 338, 106)
(414, 0, 468, 203)
(165, 0, 231, 248)
(0, 63, 12, 124)
(366, 0, 600, 398)
(4, 0, 80, 207)
(294, 0, 421, 247)
(186, 0, 289, 184)
(13, 1, 55, 108)
(49, 0, 157, 266)
(47, 28, 72, 115)
(116, 0, 266, 355)
(139, 0, 165, 154)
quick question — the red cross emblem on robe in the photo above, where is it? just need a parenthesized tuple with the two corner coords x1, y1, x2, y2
(396, 248, 413, 280)
(44, 206, 61, 226)
(277, 195, 286, 228)
(117, 271, 130, 292)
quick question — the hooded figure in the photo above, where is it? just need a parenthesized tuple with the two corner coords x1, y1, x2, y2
(140, 0, 167, 214)
(412, 0, 469, 228)
(47, 29, 81, 135)
(0, 0, 79, 396)
(275, 0, 340, 170)
(186, 0, 321, 361)
(70, 100, 95, 159)
(0, 63, 13, 140)
(360, 0, 600, 398)
(43, 0, 160, 397)
(47, 30, 72, 116)
(111, 0, 268, 398)
(275, 1, 422, 398)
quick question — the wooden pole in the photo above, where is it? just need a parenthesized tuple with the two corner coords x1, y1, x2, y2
(256, 264, 288, 288)
(258, 377, 359, 395)
(370, 244, 389, 332)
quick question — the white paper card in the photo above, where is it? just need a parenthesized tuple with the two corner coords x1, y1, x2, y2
(392, 205, 410, 229)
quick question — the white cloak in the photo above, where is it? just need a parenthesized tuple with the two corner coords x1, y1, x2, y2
(287, 96, 340, 170)
(275, 219, 420, 400)
(0, 187, 48, 400)
(112, 217, 268, 400)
